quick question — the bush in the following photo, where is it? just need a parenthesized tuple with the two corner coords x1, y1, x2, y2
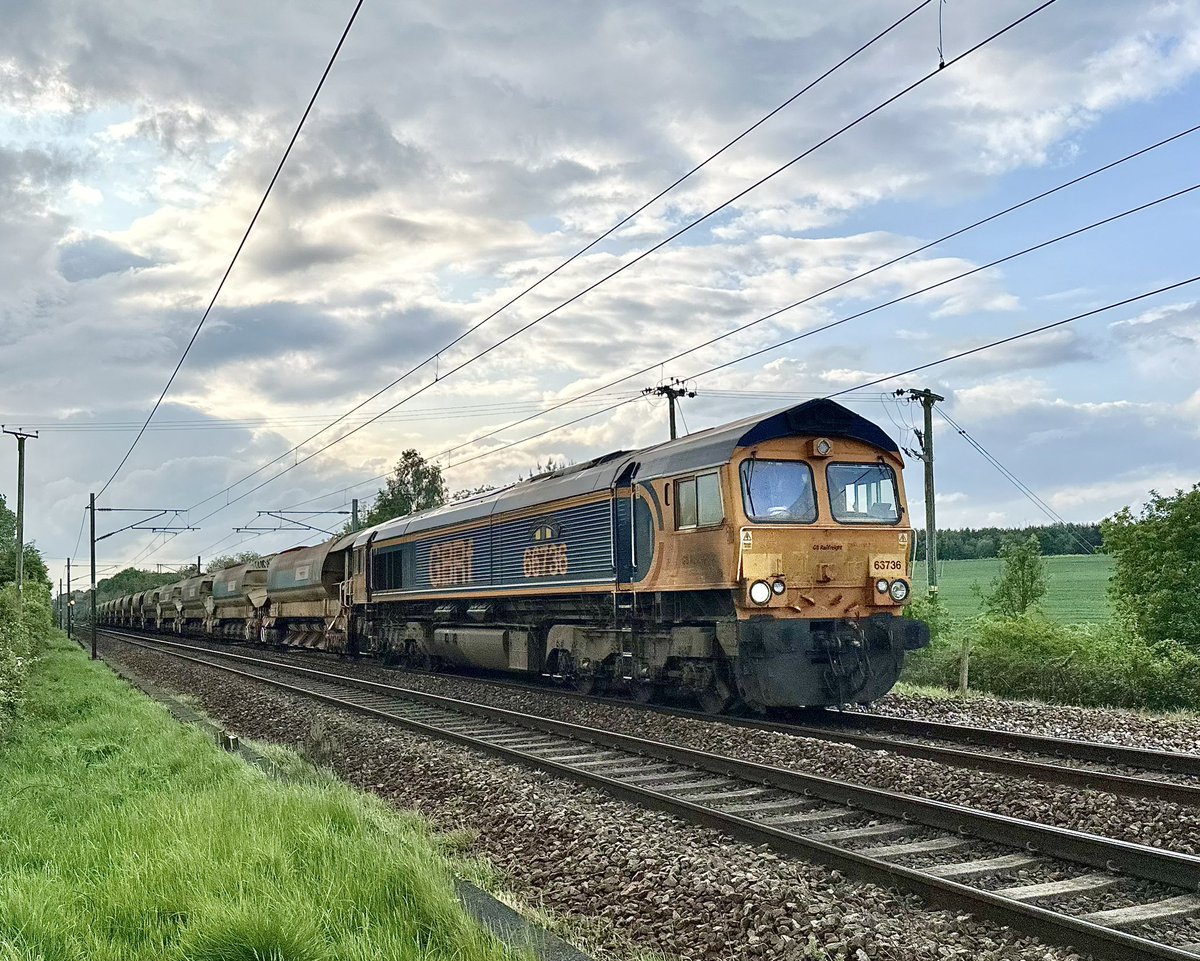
(0, 583, 52, 733)
(901, 612, 1200, 710)
(1102, 484, 1200, 649)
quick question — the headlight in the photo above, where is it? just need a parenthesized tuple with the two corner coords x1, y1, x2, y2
(889, 579, 910, 602)
(749, 580, 772, 605)
(771, 579, 786, 595)
(875, 578, 890, 594)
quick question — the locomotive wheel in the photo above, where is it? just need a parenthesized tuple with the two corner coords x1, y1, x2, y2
(696, 678, 734, 715)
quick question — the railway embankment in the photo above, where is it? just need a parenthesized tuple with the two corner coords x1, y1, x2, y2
(97, 631, 1109, 961)
(0, 633, 536, 961)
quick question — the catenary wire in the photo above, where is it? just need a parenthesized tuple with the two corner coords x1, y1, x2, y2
(179, 1, 935, 514)
(261, 273, 1200, 539)
(127, 253, 1182, 566)
(257, 133, 1198, 525)
(175, 0, 1059, 526)
(11, 394, 641, 432)
(826, 276, 1200, 397)
(689, 180, 1200, 380)
(442, 277, 1200, 492)
(95, 0, 367, 499)
(421, 121, 1200, 460)
(314, 169, 1200, 506)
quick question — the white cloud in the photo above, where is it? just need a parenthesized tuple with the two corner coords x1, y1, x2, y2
(0, 0, 1198, 581)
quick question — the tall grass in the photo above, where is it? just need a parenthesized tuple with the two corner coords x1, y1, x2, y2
(0, 583, 51, 735)
(0, 634, 525, 961)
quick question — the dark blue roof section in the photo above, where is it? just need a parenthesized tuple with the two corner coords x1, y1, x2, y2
(633, 398, 898, 480)
(739, 399, 900, 453)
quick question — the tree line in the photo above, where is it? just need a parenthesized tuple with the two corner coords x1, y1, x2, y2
(912, 523, 1102, 560)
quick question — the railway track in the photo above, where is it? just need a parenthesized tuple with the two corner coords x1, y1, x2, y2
(100, 628, 1200, 961)
(107, 626, 1200, 807)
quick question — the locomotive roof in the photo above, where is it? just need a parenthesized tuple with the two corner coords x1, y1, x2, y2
(355, 398, 897, 545)
(633, 397, 898, 480)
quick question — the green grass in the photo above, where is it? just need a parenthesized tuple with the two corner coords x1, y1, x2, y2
(910, 554, 1113, 623)
(0, 633, 526, 961)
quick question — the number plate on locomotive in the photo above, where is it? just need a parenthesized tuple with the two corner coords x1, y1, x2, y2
(869, 555, 905, 574)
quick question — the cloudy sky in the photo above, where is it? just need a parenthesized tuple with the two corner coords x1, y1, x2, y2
(1, 0, 1198, 587)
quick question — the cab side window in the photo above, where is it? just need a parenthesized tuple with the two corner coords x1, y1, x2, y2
(676, 471, 724, 529)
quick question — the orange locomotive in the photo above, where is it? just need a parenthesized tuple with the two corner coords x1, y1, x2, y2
(342, 397, 929, 711)
(100, 399, 930, 711)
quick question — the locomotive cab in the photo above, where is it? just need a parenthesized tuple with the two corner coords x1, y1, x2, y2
(729, 434, 929, 709)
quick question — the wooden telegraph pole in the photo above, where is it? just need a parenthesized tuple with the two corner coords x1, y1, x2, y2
(2, 426, 38, 599)
(642, 379, 696, 440)
(894, 389, 944, 597)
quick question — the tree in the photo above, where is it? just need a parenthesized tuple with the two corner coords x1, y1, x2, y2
(206, 551, 265, 573)
(360, 449, 447, 528)
(1102, 485, 1200, 648)
(96, 568, 185, 604)
(0, 494, 49, 589)
(981, 534, 1048, 618)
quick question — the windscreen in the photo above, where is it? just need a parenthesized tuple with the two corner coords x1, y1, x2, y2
(739, 460, 817, 523)
(827, 463, 900, 524)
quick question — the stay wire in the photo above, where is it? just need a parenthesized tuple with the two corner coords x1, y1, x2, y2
(180, 0, 1055, 523)
(935, 408, 1095, 554)
(96, 0, 368, 500)
(70, 507, 88, 559)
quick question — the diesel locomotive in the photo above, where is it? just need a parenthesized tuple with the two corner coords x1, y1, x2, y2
(100, 399, 930, 710)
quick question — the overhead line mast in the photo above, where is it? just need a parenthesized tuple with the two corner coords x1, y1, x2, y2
(643, 380, 696, 441)
(894, 389, 944, 598)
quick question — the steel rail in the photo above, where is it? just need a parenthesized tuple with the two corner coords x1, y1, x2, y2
(104, 626, 1200, 805)
(818, 711, 1200, 777)
(100, 630, 1200, 961)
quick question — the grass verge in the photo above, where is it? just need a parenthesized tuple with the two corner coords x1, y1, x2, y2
(0, 633, 525, 961)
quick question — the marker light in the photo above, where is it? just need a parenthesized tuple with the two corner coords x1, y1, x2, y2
(889, 579, 910, 602)
(772, 579, 786, 595)
(875, 579, 890, 594)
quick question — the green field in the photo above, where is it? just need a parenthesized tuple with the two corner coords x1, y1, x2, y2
(910, 553, 1113, 623)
